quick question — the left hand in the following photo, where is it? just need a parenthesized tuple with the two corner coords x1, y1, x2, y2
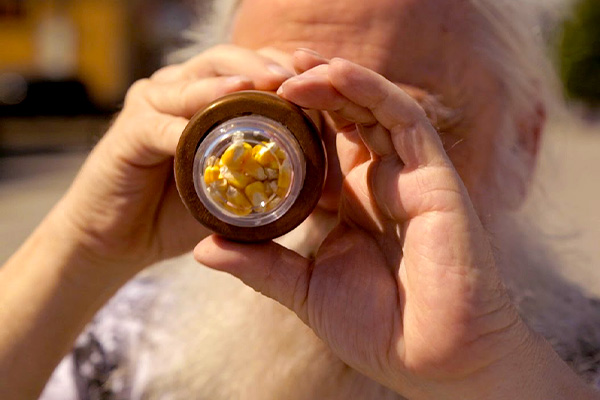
(195, 50, 537, 399)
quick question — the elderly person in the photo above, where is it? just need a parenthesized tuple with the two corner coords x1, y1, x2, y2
(1, 0, 599, 399)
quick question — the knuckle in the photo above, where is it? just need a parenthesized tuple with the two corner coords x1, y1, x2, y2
(155, 115, 177, 142)
(176, 83, 194, 114)
(124, 78, 151, 105)
(189, 44, 230, 65)
(209, 43, 236, 55)
(150, 64, 180, 81)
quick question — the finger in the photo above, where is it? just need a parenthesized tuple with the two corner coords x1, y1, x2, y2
(372, 153, 467, 223)
(173, 45, 294, 90)
(293, 48, 330, 74)
(194, 236, 312, 323)
(109, 112, 189, 166)
(336, 127, 371, 177)
(150, 63, 186, 83)
(155, 184, 212, 258)
(277, 65, 376, 128)
(257, 47, 295, 74)
(280, 59, 451, 169)
(279, 66, 394, 159)
(327, 58, 450, 169)
(130, 76, 255, 119)
(357, 123, 395, 158)
(395, 84, 463, 133)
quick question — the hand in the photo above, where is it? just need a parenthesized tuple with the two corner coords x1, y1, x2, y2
(52, 45, 295, 274)
(195, 50, 543, 399)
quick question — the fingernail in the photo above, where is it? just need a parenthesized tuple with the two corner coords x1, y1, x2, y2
(267, 64, 294, 78)
(276, 84, 285, 96)
(296, 48, 327, 60)
(283, 72, 320, 82)
(224, 75, 252, 86)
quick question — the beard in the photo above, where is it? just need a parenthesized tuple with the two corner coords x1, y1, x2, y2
(489, 211, 600, 387)
(41, 200, 600, 399)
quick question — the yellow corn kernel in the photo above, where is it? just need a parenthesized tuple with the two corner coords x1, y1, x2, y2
(275, 148, 286, 162)
(251, 143, 264, 158)
(263, 141, 286, 162)
(203, 166, 221, 185)
(253, 143, 278, 169)
(242, 157, 267, 180)
(220, 166, 255, 190)
(244, 181, 269, 208)
(277, 159, 292, 197)
(221, 141, 252, 170)
(225, 186, 252, 215)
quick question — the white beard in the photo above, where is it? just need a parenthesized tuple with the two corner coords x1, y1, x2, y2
(91, 212, 600, 399)
(41, 200, 600, 400)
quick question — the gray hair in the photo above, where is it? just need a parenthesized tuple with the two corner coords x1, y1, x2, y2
(174, 0, 569, 103)
(467, 0, 573, 211)
(168, 0, 240, 63)
(173, 0, 573, 211)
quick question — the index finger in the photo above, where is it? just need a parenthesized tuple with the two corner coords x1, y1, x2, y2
(280, 58, 450, 170)
(328, 58, 450, 169)
(153, 45, 294, 91)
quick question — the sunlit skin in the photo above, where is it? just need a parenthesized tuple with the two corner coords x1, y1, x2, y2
(195, 49, 524, 397)
(231, 0, 504, 210)
(196, 0, 591, 398)
(1, 0, 599, 399)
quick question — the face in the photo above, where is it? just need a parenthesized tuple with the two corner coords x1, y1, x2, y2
(231, 0, 509, 209)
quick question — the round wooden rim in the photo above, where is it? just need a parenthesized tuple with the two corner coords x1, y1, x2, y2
(174, 90, 326, 242)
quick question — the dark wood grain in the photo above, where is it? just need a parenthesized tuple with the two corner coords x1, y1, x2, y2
(174, 91, 326, 242)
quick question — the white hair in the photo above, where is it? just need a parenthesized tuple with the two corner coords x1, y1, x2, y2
(40, 4, 596, 399)
(465, 0, 573, 211)
(174, 0, 570, 107)
(167, 0, 240, 64)
(169, 0, 580, 217)
(172, 0, 572, 212)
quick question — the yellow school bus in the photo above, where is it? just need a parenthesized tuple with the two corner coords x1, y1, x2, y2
(0, 0, 130, 109)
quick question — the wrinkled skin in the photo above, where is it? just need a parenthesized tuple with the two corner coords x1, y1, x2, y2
(4, 0, 597, 399)
(195, 50, 530, 399)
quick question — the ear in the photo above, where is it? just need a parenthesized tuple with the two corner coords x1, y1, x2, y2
(508, 100, 546, 208)
(517, 101, 545, 165)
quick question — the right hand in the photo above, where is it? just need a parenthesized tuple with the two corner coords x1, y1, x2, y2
(51, 45, 295, 276)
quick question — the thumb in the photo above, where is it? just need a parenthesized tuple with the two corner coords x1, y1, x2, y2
(194, 235, 313, 322)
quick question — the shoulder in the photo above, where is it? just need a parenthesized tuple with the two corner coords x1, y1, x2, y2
(40, 255, 189, 400)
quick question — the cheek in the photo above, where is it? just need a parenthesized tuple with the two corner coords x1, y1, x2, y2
(442, 132, 477, 187)
(442, 121, 499, 205)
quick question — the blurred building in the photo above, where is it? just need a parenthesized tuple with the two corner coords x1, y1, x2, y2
(0, 0, 198, 116)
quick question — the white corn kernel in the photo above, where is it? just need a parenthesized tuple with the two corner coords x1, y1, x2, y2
(244, 181, 269, 208)
(225, 186, 252, 215)
(265, 168, 278, 180)
(220, 165, 255, 189)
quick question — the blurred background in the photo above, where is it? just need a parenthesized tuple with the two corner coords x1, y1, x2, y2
(0, 0, 201, 259)
(0, 0, 599, 287)
(0, 0, 206, 157)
